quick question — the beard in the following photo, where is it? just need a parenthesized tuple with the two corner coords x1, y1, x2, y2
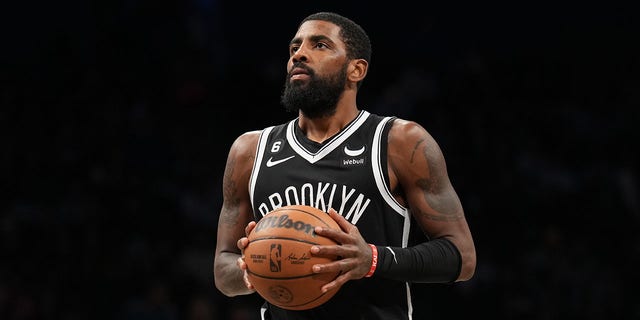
(280, 62, 348, 119)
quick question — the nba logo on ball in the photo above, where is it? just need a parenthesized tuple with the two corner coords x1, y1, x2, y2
(270, 244, 282, 272)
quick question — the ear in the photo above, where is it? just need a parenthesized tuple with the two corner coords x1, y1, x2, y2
(347, 59, 368, 83)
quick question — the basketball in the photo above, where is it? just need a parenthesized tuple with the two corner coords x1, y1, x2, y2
(244, 205, 342, 310)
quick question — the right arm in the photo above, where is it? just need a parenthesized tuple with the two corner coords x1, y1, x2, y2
(213, 131, 260, 297)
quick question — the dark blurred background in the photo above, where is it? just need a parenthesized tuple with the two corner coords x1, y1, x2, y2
(2, 1, 638, 319)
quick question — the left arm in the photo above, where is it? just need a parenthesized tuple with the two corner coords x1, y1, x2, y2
(311, 119, 476, 291)
(384, 119, 476, 282)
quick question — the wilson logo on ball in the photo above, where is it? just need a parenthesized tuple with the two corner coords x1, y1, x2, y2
(254, 214, 317, 236)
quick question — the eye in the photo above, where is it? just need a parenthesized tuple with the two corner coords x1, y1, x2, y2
(315, 42, 328, 49)
(290, 45, 300, 54)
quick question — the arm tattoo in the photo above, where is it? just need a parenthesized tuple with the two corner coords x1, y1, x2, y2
(409, 138, 425, 163)
(220, 157, 241, 226)
(415, 139, 463, 221)
(415, 178, 462, 221)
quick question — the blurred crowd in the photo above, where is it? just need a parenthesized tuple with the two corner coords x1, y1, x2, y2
(2, 1, 638, 319)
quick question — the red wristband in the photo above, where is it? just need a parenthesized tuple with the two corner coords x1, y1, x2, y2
(365, 244, 378, 278)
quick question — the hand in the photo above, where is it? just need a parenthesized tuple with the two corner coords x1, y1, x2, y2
(310, 208, 373, 293)
(236, 220, 257, 291)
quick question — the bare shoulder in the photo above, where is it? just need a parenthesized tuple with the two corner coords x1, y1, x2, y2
(387, 117, 451, 189)
(228, 130, 262, 157)
(222, 130, 262, 187)
(388, 118, 439, 156)
(227, 130, 261, 161)
(220, 130, 262, 222)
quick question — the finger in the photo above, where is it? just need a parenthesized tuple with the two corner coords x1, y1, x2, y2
(311, 262, 349, 292)
(245, 220, 257, 236)
(314, 224, 359, 245)
(237, 256, 247, 270)
(237, 237, 249, 251)
(310, 243, 346, 257)
(312, 258, 349, 274)
(327, 208, 355, 231)
(243, 270, 255, 290)
(321, 271, 351, 293)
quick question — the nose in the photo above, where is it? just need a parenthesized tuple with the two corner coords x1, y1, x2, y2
(291, 45, 308, 63)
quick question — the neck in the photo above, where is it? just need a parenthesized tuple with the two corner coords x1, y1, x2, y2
(298, 103, 360, 143)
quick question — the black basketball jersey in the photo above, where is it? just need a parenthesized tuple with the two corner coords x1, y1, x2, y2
(250, 110, 417, 320)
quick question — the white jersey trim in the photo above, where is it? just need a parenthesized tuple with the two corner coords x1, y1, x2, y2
(406, 282, 413, 320)
(372, 117, 413, 318)
(249, 126, 274, 214)
(371, 117, 409, 219)
(287, 110, 371, 164)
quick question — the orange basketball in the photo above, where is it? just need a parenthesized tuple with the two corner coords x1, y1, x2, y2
(244, 205, 342, 310)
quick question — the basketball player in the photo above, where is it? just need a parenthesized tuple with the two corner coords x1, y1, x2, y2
(214, 12, 476, 319)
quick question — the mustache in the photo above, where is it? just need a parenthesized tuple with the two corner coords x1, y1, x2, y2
(287, 62, 315, 79)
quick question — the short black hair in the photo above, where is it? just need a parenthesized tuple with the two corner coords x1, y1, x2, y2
(300, 12, 372, 64)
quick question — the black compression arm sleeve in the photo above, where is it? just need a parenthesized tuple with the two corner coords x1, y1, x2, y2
(373, 238, 462, 283)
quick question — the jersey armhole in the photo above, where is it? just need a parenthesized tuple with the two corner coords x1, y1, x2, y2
(372, 117, 407, 216)
(249, 126, 274, 213)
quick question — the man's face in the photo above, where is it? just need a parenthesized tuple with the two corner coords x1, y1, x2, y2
(281, 20, 350, 118)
